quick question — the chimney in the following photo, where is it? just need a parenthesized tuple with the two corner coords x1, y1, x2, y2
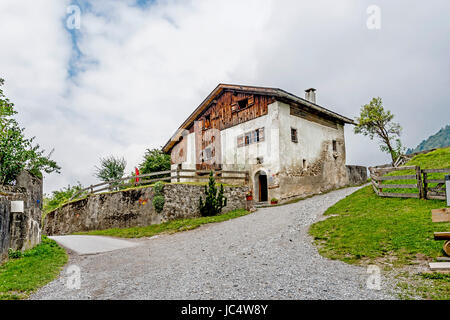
(305, 88, 316, 103)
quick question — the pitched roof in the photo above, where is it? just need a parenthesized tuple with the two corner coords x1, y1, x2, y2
(162, 83, 355, 153)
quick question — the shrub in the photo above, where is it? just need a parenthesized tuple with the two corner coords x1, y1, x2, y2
(43, 183, 85, 213)
(198, 171, 227, 217)
(152, 181, 165, 213)
(153, 181, 165, 195)
(152, 195, 165, 213)
(8, 248, 22, 259)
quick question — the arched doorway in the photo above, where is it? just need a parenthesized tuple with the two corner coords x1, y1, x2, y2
(254, 170, 268, 202)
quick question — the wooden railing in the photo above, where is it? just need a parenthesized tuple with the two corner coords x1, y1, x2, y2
(369, 166, 449, 200)
(423, 168, 450, 200)
(70, 169, 249, 201)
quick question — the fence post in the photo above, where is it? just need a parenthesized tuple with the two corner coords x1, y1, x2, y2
(416, 166, 424, 199)
(176, 166, 180, 183)
(423, 171, 428, 200)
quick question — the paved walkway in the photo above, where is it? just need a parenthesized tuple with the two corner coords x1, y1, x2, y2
(48, 235, 139, 255)
(31, 185, 397, 300)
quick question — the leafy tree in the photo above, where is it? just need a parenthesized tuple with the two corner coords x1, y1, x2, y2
(354, 97, 403, 164)
(139, 148, 171, 180)
(94, 156, 126, 188)
(140, 148, 171, 174)
(43, 183, 85, 213)
(0, 78, 60, 185)
(198, 171, 227, 217)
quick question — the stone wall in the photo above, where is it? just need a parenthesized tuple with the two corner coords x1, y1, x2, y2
(44, 183, 251, 236)
(0, 171, 43, 263)
(346, 165, 368, 186)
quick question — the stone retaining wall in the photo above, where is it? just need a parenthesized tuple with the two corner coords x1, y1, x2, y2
(346, 165, 368, 185)
(44, 183, 250, 236)
(0, 171, 43, 263)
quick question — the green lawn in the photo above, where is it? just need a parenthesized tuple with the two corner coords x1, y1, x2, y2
(309, 147, 450, 300)
(0, 236, 68, 300)
(75, 209, 251, 238)
(309, 186, 449, 265)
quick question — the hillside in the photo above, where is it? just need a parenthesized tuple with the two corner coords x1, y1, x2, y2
(406, 125, 450, 154)
(310, 147, 450, 300)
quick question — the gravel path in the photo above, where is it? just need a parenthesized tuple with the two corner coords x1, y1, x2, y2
(31, 185, 397, 300)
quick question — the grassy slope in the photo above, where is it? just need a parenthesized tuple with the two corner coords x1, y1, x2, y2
(75, 209, 251, 238)
(309, 147, 450, 300)
(0, 236, 68, 300)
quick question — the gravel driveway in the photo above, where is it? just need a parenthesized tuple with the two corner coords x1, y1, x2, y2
(31, 185, 397, 300)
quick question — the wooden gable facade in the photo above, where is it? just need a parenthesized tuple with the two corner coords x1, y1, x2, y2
(187, 89, 275, 170)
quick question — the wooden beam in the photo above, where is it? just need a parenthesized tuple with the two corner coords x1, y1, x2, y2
(376, 175, 417, 181)
(373, 183, 417, 189)
(434, 232, 450, 240)
(378, 192, 419, 198)
(429, 262, 450, 271)
(424, 179, 445, 184)
(422, 168, 450, 173)
(371, 166, 416, 173)
(432, 208, 450, 223)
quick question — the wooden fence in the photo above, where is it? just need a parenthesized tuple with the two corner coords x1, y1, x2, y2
(369, 166, 449, 200)
(70, 169, 249, 201)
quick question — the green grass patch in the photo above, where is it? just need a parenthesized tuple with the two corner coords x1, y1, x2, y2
(0, 236, 68, 300)
(396, 272, 450, 300)
(309, 186, 450, 265)
(75, 209, 251, 238)
(310, 147, 450, 299)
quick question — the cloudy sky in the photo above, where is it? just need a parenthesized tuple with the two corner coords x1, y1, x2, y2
(0, 0, 449, 193)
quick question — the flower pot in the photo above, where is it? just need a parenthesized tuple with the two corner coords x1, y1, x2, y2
(246, 196, 253, 201)
(271, 201, 278, 205)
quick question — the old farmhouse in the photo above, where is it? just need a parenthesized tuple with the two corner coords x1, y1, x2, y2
(163, 84, 365, 203)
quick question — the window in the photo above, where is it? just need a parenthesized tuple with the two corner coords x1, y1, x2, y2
(303, 159, 307, 169)
(204, 115, 211, 130)
(237, 128, 265, 147)
(332, 140, 337, 152)
(204, 147, 212, 160)
(237, 135, 244, 147)
(245, 132, 251, 145)
(238, 98, 248, 110)
(291, 128, 298, 143)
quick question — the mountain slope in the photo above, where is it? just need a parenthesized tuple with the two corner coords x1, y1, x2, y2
(406, 125, 450, 154)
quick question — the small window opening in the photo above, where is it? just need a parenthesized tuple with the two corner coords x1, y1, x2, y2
(332, 140, 337, 152)
(238, 99, 248, 110)
(291, 128, 298, 143)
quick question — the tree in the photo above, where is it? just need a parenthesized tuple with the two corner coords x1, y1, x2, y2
(0, 78, 60, 185)
(139, 148, 171, 179)
(94, 156, 126, 188)
(198, 171, 227, 217)
(44, 183, 85, 213)
(354, 97, 403, 164)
